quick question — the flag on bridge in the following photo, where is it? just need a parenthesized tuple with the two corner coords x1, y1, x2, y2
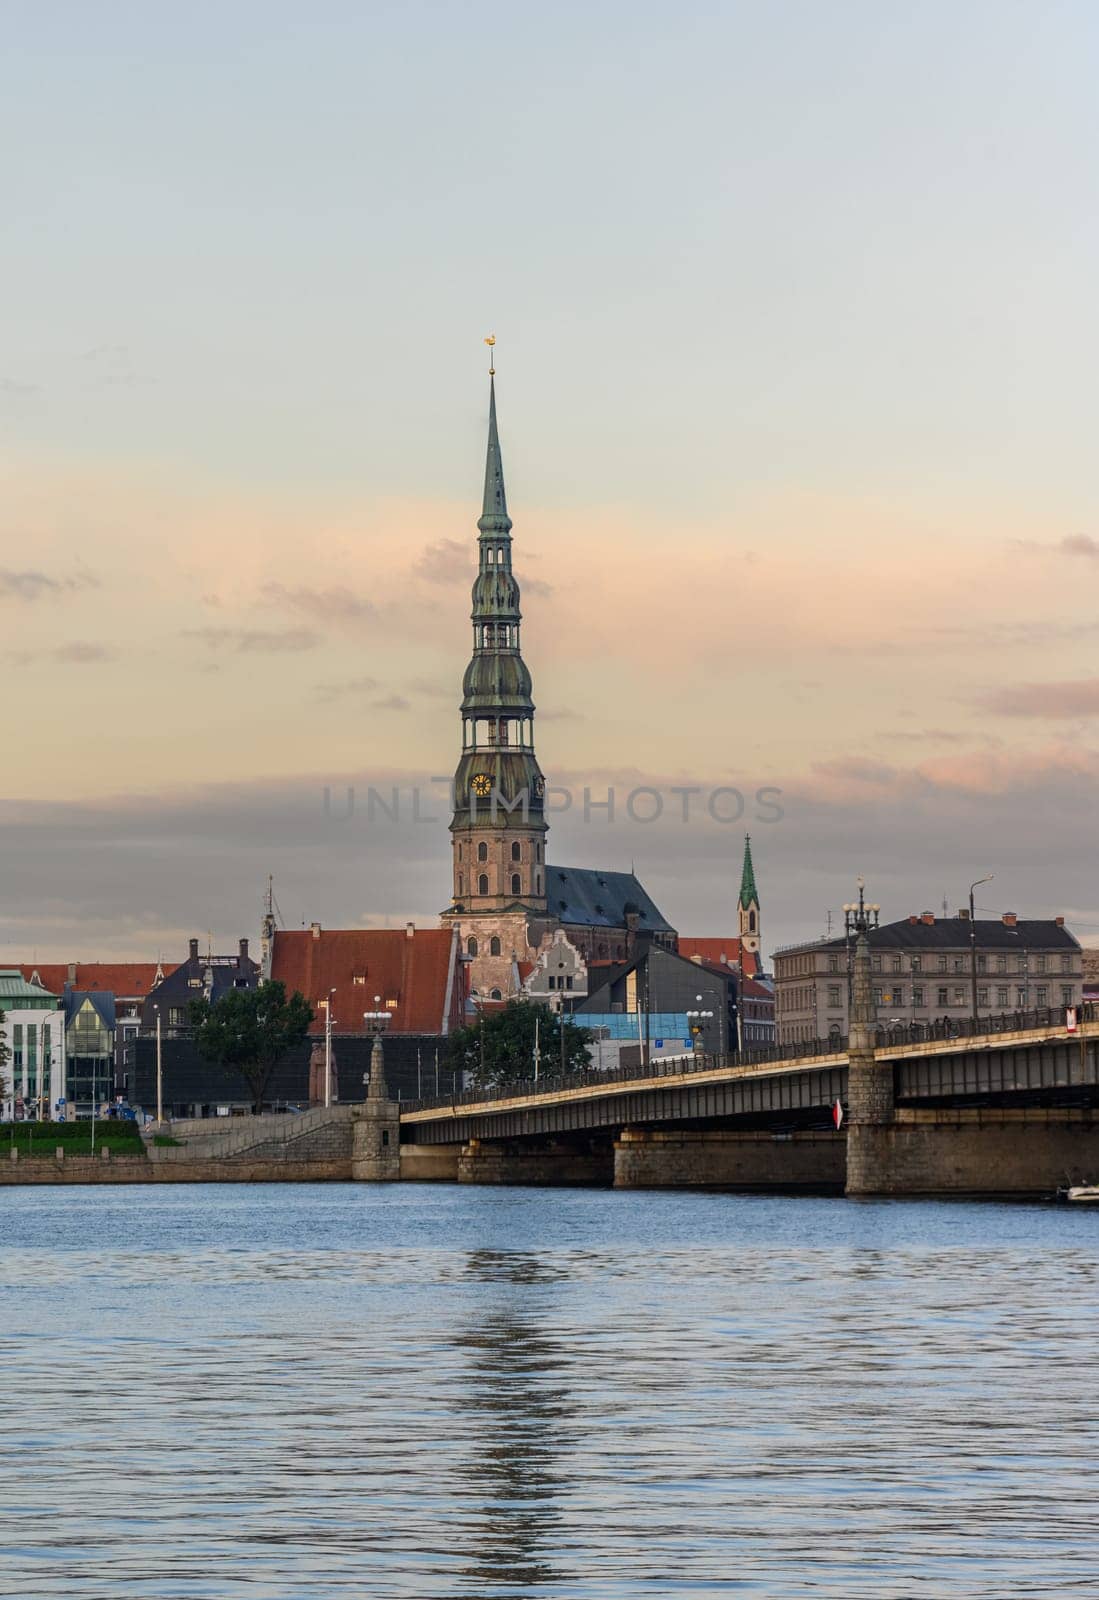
(832, 1099, 844, 1130)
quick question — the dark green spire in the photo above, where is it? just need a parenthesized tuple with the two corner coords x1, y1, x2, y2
(477, 376, 512, 536)
(739, 833, 758, 908)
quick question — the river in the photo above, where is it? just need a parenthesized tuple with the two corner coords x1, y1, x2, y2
(1, 1184, 1096, 1598)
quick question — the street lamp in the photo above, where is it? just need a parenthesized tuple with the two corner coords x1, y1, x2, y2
(843, 878, 880, 1035)
(322, 988, 337, 1108)
(969, 875, 994, 1025)
(686, 994, 714, 1064)
(153, 1003, 163, 1126)
(363, 998, 391, 1099)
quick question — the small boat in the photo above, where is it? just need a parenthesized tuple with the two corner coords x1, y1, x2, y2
(1058, 1184, 1099, 1204)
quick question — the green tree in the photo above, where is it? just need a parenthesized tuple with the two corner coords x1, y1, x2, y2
(190, 980, 314, 1113)
(446, 1000, 592, 1091)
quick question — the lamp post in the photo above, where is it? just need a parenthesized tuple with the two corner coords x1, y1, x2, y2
(363, 999, 391, 1099)
(968, 874, 994, 1026)
(154, 1004, 163, 1126)
(843, 878, 880, 1044)
(686, 995, 714, 1064)
(323, 988, 336, 1108)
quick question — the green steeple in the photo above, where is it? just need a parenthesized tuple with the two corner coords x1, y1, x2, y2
(739, 833, 758, 909)
(478, 376, 512, 536)
(450, 372, 546, 845)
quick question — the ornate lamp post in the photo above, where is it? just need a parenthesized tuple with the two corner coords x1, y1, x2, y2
(686, 995, 714, 1064)
(969, 874, 994, 1025)
(843, 878, 880, 1044)
(362, 999, 391, 1100)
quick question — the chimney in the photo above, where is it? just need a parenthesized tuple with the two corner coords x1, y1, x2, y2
(959, 908, 970, 921)
(921, 912, 935, 926)
(908, 915, 919, 925)
(67, 961, 77, 985)
(1002, 912, 1017, 927)
(310, 922, 322, 940)
(406, 921, 415, 940)
(189, 938, 199, 961)
(1055, 915, 1065, 927)
(239, 937, 249, 965)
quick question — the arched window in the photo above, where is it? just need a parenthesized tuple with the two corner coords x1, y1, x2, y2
(457, 842, 462, 862)
(477, 841, 488, 862)
(467, 937, 478, 957)
(490, 988, 502, 1000)
(490, 937, 501, 956)
(478, 874, 489, 895)
(511, 841, 521, 861)
(749, 910, 756, 932)
(535, 872, 541, 894)
(457, 873, 464, 896)
(511, 873, 521, 896)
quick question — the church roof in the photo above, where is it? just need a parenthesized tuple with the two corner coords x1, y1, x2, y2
(544, 866, 675, 933)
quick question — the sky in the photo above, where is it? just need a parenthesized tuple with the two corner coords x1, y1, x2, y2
(4, 0, 1099, 961)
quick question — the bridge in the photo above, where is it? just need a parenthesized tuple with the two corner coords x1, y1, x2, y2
(397, 1007, 1099, 1196)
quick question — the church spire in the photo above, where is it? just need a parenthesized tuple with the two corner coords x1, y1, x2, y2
(739, 833, 758, 909)
(478, 374, 512, 536)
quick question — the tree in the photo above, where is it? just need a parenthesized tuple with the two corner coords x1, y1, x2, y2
(190, 980, 314, 1113)
(445, 1000, 592, 1091)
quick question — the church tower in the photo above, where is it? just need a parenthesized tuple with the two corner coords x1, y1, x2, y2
(443, 366, 548, 997)
(738, 833, 761, 959)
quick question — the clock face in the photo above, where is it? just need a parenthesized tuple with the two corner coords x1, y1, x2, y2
(471, 774, 492, 798)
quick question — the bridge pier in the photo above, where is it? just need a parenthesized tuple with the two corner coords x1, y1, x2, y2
(399, 1143, 461, 1182)
(848, 1107, 1099, 1197)
(457, 1138, 613, 1186)
(613, 1127, 846, 1191)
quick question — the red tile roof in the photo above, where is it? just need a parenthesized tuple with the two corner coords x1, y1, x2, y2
(677, 937, 761, 976)
(18, 962, 178, 1000)
(269, 927, 463, 1036)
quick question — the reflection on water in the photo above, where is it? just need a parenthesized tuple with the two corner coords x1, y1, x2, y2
(1, 1185, 1097, 1598)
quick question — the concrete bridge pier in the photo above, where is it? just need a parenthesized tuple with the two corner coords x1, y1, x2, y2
(613, 1126, 845, 1191)
(457, 1137, 613, 1186)
(351, 1035, 401, 1181)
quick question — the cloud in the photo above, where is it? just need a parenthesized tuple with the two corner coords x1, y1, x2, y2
(414, 539, 472, 584)
(372, 694, 411, 712)
(314, 676, 381, 702)
(6, 641, 114, 666)
(259, 581, 376, 622)
(184, 626, 321, 654)
(0, 379, 39, 399)
(0, 569, 99, 602)
(519, 573, 554, 598)
(980, 679, 1099, 719)
(1060, 535, 1099, 560)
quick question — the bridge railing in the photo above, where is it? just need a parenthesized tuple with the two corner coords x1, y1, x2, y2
(400, 1002, 1096, 1116)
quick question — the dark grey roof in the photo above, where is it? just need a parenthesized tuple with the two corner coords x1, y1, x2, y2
(63, 989, 117, 1028)
(814, 918, 1079, 953)
(545, 865, 675, 933)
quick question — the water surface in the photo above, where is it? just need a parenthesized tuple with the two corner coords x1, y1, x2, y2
(1, 1184, 1097, 1598)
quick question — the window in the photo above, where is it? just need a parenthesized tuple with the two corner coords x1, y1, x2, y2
(1062, 955, 1072, 973)
(749, 910, 756, 932)
(976, 954, 986, 973)
(953, 957, 965, 974)
(953, 988, 965, 1006)
(1036, 954, 1047, 974)
(457, 843, 463, 862)
(1036, 985, 1048, 1006)
(938, 955, 948, 973)
(457, 874, 464, 897)
(913, 986, 924, 1008)
(477, 841, 488, 862)
(996, 986, 1008, 1007)
(168, 1007, 186, 1027)
(547, 976, 556, 990)
(490, 989, 502, 1001)
(937, 987, 949, 1007)
(478, 874, 489, 895)
(511, 841, 521, 861)
(827, 985, 841, 1007)
(893, 987, 904, 1008)
(911, 955, 921, 973)
(490, 937, 501, 957)
(536, 872, 542, 894)
(828, 955, 838, 973)
(872, 956, 882, 973)
(997, 955, 1007, 974)
(977, 987, 988, 1007)
(467, 937, 478, 957)
(1062, 986, 1073, 1006)
(565, 976, 573, 991)
(353, 974, 366, 986)
(873, 988, 883, 1005)
(510, 873, 521, 896)
(1016, 988, 1027, 1007)
(892, 956, 902, 973)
